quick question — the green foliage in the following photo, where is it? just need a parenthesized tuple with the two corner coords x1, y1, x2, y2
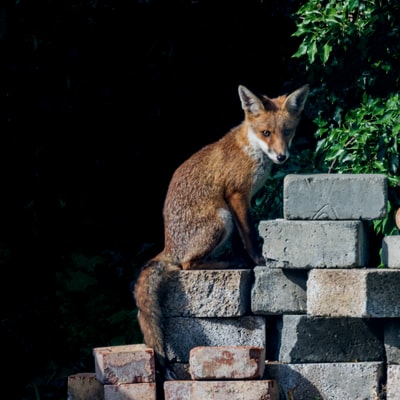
(287, 0, 400, 244)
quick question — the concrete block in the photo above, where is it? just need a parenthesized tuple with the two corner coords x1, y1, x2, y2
(264, 362, 385, 400)
(189, 346, 265, 380)
(93, 344, 155, 385)
(308, 269, 400, 317)
(277, 315, 384, 363)
(387, 364, 400, 400)
(385, 319, 400, 364)
(104, 383, 156, 400)
(164, 380, 279, 400)
(67, 372, 104, 400)
(163, 269, 252, 317)
(251, 267, 307, 314)
(382, 236, 400, 268)
(283, 173, 387, 220)
(164, 316, 266, 363)
(259, 220, 369, 268)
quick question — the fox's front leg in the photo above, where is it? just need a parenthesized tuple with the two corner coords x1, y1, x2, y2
(229, 192, 266, 266)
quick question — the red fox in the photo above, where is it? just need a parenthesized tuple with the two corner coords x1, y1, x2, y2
(134, 84, 309, 378)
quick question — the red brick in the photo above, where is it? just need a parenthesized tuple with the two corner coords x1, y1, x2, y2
(67, 372, 104, 400)
(164, 380, 279, 400)
(189, 346, 265, 380)
(104, 383, 156, 400)
(93, 344, 155, 384)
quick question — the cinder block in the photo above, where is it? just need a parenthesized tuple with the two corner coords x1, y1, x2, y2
(283, 173, 387, 220)
(93, 344, 155, 385)
(104, 383, 156, 400)
(164, 316, 266, 363)
(163, 269, 252, 317)
(189, 346, 265, 380)
(264, 362, 385, 400)
(164, 380, 279, 400)
(67, 372, 104, 400)
(308, 269, 400, 317)
(251, 267, 307, 314)
(276, 315, 384, 363)
(259, 220, 369, 268)
(385, 319, 400, 364)
(382, 236, 400, 268)
(387, 364, 400, 400)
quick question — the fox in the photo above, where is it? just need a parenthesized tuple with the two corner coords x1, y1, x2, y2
(134, 83, 309, 379)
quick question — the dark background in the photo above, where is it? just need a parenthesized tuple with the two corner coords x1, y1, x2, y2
(0, 1, 311, 398)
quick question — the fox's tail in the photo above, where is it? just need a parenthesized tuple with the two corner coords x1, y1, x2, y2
(133, 259, 179, 377)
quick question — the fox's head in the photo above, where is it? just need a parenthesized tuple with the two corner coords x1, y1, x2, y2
(239, 84, 309, 164)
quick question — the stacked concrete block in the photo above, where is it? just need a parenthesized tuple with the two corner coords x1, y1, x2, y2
(256, 173, 399, 399)
(162, 269, 265, 374)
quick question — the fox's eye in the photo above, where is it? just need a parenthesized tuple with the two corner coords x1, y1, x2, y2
(262, 130, 271, 137)
(283, 129, 293, 137)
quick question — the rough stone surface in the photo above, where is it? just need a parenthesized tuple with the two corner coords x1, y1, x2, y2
(385, 319, 400, 364)
(189, 346, 265, 380)
(164, 380, 279, 400)
(283, 173, 387, 220)
(387, 364, 400, 400)
(163, 269, 252, 317)
(251, 267, 307, 314)
(259, 219, 369, 268)
(264, 362, 385, 400)
(93, 344, 155, 385)
(307, 269, 400, 317)
(104, 383, 156, 400)
(164, 316, 266, 363)
(382, 236, 400, 268)
(277, 315, 384, 363)
(67, 372, 104, 400)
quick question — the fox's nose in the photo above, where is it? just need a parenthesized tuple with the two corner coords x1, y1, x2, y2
(277, 154, 287, 162)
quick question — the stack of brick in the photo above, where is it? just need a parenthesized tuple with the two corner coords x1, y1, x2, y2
(253, 173, 400, 399)
(68, 344, 157, 400)
(164, 345, 278, 399)
(67, 344, 278, 399)
(68, 173, 400, 399)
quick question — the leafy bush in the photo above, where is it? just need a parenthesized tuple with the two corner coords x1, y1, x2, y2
(289, 0, 399, 241)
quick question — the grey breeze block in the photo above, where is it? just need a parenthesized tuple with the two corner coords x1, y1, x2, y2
(264, 362, 385, 400)
(259, 219, 369, 268)
(162, 269, 252, 317)
(307, 269, 400, 317)
(276, 315, 384, 363)
(382, 235, 400, 268)
(164, 316, 266, 363)
(283, 173, 387, 220)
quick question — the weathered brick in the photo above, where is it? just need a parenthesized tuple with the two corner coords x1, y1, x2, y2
(163, 269, 252, 317)
(251, 267, 307, 314)
(164, 316, 266, 363)
(189, 346, 265, 380)
(104, 383, 156, 400)
(164, 380, 279, 400)
(382, 236, 400, 268)
(307, 269, 400, 317)
(67, 372, 104, 400)
(264, 362, 385, 400)
(259, 220, 369, 268)
(283, 173, 387, 220)
(93, 344, 155, 385)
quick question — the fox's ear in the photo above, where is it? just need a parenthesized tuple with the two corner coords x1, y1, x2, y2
(284, 84, 310, 115)
(238, 85, 264, 116)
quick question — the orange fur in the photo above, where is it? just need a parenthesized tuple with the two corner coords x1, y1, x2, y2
(134, 84, 309, 378)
